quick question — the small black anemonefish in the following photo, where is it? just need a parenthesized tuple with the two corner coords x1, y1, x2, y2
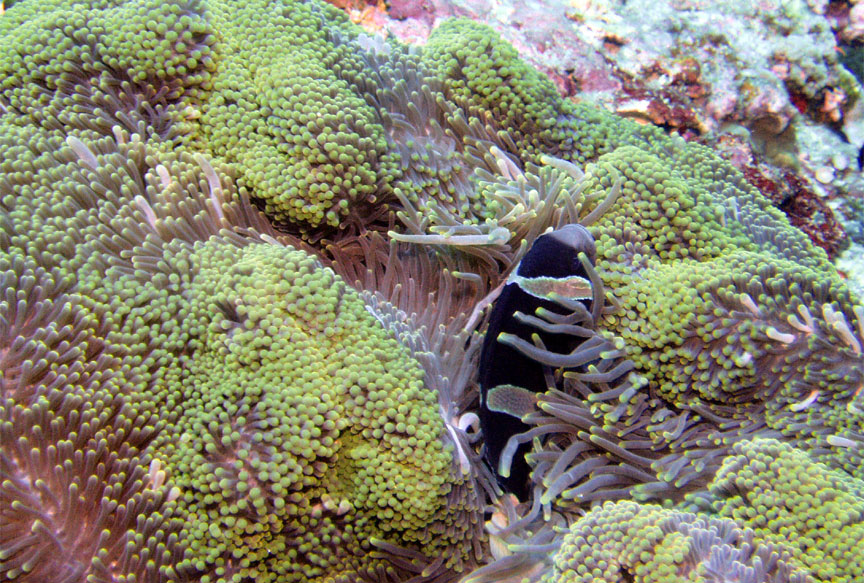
(478, 224, 597, 498)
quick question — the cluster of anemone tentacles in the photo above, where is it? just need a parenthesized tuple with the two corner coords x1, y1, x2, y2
(1, 1, 862, 583)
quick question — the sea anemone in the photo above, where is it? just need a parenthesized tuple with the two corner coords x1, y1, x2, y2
(0, 253, 186, 582)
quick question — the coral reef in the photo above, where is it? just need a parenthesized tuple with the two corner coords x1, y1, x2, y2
(415, 18, 863, 500)
(741, 158, 846, 258)
(360, 0, 864, 290)
(1, 1, 862, 582)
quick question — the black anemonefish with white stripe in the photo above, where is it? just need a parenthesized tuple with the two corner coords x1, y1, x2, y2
(478, 224, 598, 498)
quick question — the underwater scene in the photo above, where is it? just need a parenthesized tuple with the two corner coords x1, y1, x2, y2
(1, 0, 863, 581)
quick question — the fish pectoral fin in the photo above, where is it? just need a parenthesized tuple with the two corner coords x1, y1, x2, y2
(486, 384, 539, 419)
